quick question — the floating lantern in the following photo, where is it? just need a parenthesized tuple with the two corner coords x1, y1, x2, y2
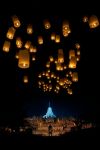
(51, 33, 56, 40)
(27, 24, 33, 34)
(38, 36, 43, 44)
(23, 75, 28, 83)
(12, 15, 21, 28)
(43, 19, 51, 29)
(24, 41, 31, 49)
(55, 35, 60, 43)
(18, 49, 30, 68)
(89, 15, 99, 28)
(3, 40, 11, 52)
(6, 27, 16, 40)
(16, 37, 23, 48)
(72, 72, 78, 82)
(69, 50, 75, 59)
(58, 49, 64, 63)
(69, 57, 77, 68)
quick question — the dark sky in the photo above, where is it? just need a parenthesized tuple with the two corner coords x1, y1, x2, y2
(0, 1, 100, 126)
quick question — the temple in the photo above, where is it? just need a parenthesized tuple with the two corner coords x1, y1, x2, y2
(43, 102, 56, 118)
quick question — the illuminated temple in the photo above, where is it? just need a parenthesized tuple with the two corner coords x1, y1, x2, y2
(24, 103, 93, 136)
(43, 102, 56, 119)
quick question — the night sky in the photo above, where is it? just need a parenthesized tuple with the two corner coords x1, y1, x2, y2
(0, 1, 100, 127)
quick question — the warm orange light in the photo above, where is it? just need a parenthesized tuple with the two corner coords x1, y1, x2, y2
(16, 37, 23, 48)
(18, 50, 30, 68)
(89, 15, 99, 28)
(12, 15, 21, 28)
(27, 24, 33, 34)
(69, 57, 77, 68)
(3, 41, 11, 52)
(6, 27, 16, 40)
(43, 19, 51, 29)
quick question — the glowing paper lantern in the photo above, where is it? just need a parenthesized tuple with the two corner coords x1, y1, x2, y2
(55, 35, 60, 43)
(58, 49, 64, 63)
(29, 45, 37, 53)
(16, 37, 23, 48)
(24, 41, 31, 49)
(32, 55, 36, 61)
(56, 63, 63, 71)
(51, 33, 56, 40)
(69, 57, 77, 68)
(46, 61, 50, 68)
(76, 55, 80, 61)
(77, 49, 80, 55)
(38, 36, 43, 44)
(69, 50, 75, 59)
(83, 16, 88, 23)
(3, 41, 11, 52)
(59, 78, 64, 86)
(12, 15, 21, 28)
(67, 88, 73, 95)
(62, 21, 71, 37)
(15, 51, 19, 59)
(43, 19, 51, 29)
(27, 24, 33, 34)
(72, 72, 78, 82)
(75, 43, 80, 49)
(49, 56, 54, 62)
(6, 27, 16, 40)
(18, 50, 30, 68)
(89, 15, 99, 28)
(23, 75, 28, 83)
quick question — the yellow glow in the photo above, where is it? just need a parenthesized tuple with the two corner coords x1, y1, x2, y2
(83, 16, 88, 23)
(16, 37, 22, 48)
(62, 21, 71, 37)
(69, 57, 77, 68)
(32, 56, 36, 61)
(18, 49, 30, 68)
(55, 35, 60, 43)
(46, 62, 50, 68)
(24, 41, 31, 49)
(43, 19, 51, 29)
(89, 15, 99, 28)
(75, 43, 80, 49)
(58, 49, 64, 63)
(3, 41, 10, 52)
(23, 75, 28, 83)
(69, 50, 75, 59)
(72, 72, 78, 82)
(38, 36, 43, 44)
(49, 56, 54, 62)
(27, 24, 33, 34)
(51, 33, 56, 40)
(6, 27, 16, 40)
(12, 15, 21, 28)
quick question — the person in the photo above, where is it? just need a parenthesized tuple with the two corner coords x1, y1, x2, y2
(48, 124, 53, 136)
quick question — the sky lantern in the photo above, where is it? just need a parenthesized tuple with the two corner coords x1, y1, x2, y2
(27, 24, 33, 34)
(3, 40, 11, 52)
(6, 27, 16, 40)
(16, 37, 23, 48)
(23, 75, 28, 83)
(72, 72, 78, 82)
(18, 49, 30, 68)
(69, 50, 75, 59)
(88, 15, 99, 28)
(69, 57, 77, 68)
(58, 49, 64, 63)
(12, 15, 21, 28)
(43, 19, 51, 29)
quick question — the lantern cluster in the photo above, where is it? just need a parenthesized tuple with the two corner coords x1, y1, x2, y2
(1, 14, 99, 94)
(38, 43, 80, 94)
